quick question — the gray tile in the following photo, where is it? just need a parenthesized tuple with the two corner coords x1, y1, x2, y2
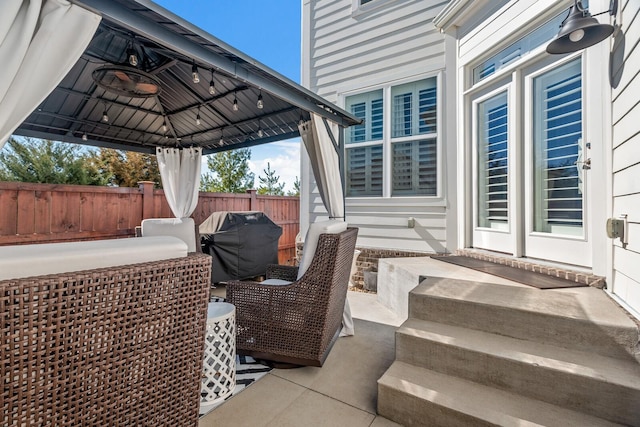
(199, 374, 305, 427)
(266, 389, 375, 427)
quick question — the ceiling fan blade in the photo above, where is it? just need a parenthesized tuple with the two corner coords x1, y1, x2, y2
(135, 83, 159, 94)
(114, 71, 132, 82)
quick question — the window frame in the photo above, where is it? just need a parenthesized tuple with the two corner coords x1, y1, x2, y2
(341, 72, 443, 199)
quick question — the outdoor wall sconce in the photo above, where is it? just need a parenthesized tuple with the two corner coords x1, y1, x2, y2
(546, 0, 618, 54)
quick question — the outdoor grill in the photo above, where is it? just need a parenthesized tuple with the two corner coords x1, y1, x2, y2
(200, 211, 282, 284)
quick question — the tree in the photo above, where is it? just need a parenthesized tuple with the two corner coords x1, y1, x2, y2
(0, 137, 106, 185)
(257, 162, 285, 196)
(287, 176, 300, 197)
(201, 148, 255, 193)
(93, 148, 161, 187)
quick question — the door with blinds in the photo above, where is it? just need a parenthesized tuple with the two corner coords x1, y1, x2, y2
(524, 58, 591, 266)
(472, 87, 514, 254)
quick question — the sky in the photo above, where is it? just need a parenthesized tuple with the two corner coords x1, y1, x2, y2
(154, 0, 302, 192)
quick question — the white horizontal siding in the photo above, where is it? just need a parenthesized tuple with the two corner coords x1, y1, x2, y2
(302, 0, 453, 253)
(612, 0, 640, 317)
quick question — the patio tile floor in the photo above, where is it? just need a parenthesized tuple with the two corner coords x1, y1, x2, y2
(199, 289, 403, 427)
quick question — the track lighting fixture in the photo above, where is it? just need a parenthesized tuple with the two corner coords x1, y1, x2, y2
(233, 96, 239, 111)
(209, 69, 216, 95)
(192, 62, 200, 84)
(257, 91, 264, 109)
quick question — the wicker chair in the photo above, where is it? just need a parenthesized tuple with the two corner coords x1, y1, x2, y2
(226, 227, 358, 367)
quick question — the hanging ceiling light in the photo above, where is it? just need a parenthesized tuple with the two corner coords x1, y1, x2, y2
(192, 62, 200, 84)
(546, 0, 617, 54)
(219, 128, 224, 146)
(162, 118, 168, 133)
(82, 133, 88, 141)
(209, 69, 216, 95)
(102, 103, 109, 123)
(233, 96, 239, 111)
(196, 107, 201, 126)
(257, 120, 264, 138)
(127, 41, 138, 67)
(257, 90, 264, 109)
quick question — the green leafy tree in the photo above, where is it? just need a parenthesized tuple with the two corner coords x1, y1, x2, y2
(287, 176, 300, 197)
(0, 137, 106, 185)
(93, 148, 161, 187)
(257, 162, 285, 196)
(201, 148, 255, 193)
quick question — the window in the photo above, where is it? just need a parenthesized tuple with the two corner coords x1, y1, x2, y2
(344, 77, 439, 197)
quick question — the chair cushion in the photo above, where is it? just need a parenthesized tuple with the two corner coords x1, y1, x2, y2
(260, 278, 293, 286)
(297, 220, 348, 279)
(0, 236, 188, 281)
(141, 217, 197, 252)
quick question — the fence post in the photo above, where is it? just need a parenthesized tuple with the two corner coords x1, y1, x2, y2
(247, 189, 257, 211)
(138, 181, 155, 219)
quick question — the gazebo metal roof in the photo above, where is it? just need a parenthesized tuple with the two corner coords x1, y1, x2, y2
(14, 0, 360, 155)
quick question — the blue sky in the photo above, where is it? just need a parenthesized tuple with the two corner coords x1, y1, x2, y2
(155, 0, 302, 191)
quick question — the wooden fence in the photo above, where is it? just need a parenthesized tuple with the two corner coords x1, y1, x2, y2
(0, 181, 299, 264)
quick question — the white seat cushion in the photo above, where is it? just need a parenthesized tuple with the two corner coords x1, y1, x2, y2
(141, 217, 197, 252)
(260, 278, 293, 286)
(0, 236, 188, 281)
(297, 220, 348, 279)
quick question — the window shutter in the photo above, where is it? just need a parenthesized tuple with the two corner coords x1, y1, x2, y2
(392, 139, 437, 196)
(346, 145, 383, 196)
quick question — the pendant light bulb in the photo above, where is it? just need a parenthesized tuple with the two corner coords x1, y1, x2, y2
(196, 109, 201, 126)
(192, 63, 200, 84)
(82, 133, 88, 141)
(162, 120, 168, 133)
(209, 69, 216, 95)
(258, 127, 264, 138)
(102, 110, 109, 123)
(127, 40, 138, 67)
(257, 92, 264, 109)
(233, 96, 239, 111)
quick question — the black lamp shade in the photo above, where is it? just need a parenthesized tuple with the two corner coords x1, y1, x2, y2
(546, 5, 614, 54)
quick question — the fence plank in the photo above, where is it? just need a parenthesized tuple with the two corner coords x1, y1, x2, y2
(0, 182, 299, 264)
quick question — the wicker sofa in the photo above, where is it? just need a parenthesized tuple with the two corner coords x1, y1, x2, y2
(0, 237, 212, 427)
(226, 226, 358, 367)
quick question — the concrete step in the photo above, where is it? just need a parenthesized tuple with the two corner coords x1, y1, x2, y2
(377, 361, 624, 427)
(396, 318, 640, 425)
(409, 277, 640, 361)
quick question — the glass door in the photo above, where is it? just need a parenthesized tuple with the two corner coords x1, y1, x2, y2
(524, 58, 591, 266)
(472, 88, 514, 254)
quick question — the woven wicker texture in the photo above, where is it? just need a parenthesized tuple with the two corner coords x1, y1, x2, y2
(226, 227, 358, 367)
(1, 253, 212, 427)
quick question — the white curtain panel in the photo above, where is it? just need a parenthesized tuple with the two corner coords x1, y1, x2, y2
(299, 113, 355, 336)
(156, 147, 202, 218)
(299, 113, 345, 219)
(0, 0, 101, 149)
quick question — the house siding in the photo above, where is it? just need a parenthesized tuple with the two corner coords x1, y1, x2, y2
(302, 0, 455, 254)
(611, 0, 640, 317)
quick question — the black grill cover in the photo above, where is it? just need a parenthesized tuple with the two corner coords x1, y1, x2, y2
(200, 212, 282, 284)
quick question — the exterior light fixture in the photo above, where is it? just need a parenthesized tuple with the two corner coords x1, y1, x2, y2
(257, 91, 264, 109)
(192, 62, 200, 84)
(209, 69, 216, 95)
(233, 96, 239, 111)
(546, 0, 618, 54)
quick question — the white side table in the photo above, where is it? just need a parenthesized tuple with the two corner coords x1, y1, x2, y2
(201, 302, 236, 406)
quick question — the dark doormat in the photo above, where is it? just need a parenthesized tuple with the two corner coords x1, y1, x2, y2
(434, 256, 588, 289)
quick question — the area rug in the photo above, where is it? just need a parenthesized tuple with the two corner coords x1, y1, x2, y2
(199, 354, 272, 417)
(434, 256, 587, 289)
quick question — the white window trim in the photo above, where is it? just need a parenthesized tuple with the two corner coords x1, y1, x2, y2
(340, 71, 444, 200)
